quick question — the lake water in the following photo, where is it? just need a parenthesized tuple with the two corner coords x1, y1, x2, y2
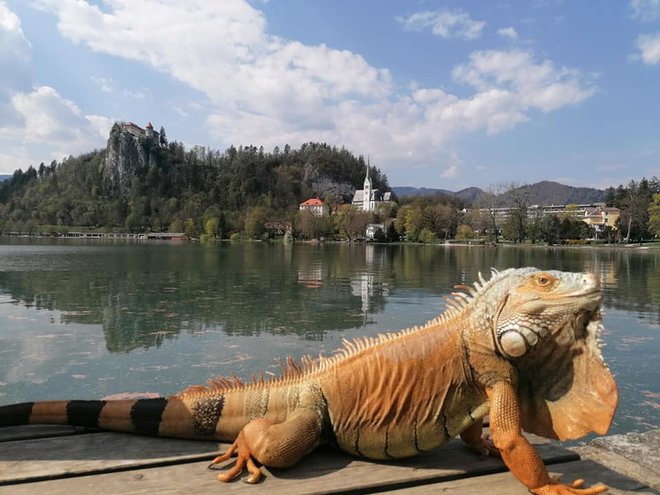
(0, 239, 657, 436)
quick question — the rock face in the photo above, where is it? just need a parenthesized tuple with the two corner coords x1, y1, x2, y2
(100, 122, 156, 196)
(303, 160, 356, 204)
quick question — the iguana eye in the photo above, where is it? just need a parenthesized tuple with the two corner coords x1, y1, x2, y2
(534, 274, 553, 287)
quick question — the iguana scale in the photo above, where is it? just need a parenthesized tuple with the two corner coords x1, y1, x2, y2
(0, 268, 618, 494)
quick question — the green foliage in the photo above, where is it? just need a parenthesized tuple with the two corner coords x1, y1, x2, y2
(244, 207, 268, 239)
(455, 224, 474, 241)
(649, 193, 660, 237)
(418, 228, 437, 244)
(0, 134, 390, 239)
(335, 206, 371, 241)
(606, 177, 659, 242)
(204, 217, 220, 239)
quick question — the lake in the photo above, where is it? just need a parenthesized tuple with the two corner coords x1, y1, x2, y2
(0, 238, 657, 436)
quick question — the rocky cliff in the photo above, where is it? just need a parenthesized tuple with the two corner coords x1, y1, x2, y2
(100, 122, 158, 196)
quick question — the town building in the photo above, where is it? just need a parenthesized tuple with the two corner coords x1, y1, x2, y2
(582, 206, 620, 233)
(365, 223, 385, 240)
(299, 198, 328, 216)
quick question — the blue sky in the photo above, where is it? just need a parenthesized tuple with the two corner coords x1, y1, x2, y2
(0, 0, 658, 190)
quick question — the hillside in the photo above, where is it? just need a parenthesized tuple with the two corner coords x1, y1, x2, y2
(392, 186, 452, 197)
(393, 181, 605, 206)
(0, 122, 387, 235)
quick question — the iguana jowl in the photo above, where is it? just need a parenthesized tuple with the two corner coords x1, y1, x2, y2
(0, 268, 618, 494)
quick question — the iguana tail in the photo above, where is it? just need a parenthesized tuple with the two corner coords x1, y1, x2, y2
(0, 396, 230, 440)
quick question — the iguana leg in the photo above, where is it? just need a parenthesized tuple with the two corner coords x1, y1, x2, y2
(209, 408, 322, 483)
(460, 418, 500, 457)
(486, 381, 608, 495)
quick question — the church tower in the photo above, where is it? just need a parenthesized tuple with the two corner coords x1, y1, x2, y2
(362, 160, 373, 212)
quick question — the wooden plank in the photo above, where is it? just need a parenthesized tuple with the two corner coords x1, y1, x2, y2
(0, 434, 578, 494)
(0, 425, 87, 443)
(575, 430, 660, 493)
(388, 459, 656, 494)
(0, 432, 221, 485)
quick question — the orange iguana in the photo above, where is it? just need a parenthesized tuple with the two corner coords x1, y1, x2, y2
(0, 268, 618, 494)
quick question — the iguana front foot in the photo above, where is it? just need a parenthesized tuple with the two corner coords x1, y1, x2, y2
(208, 431, 263, 483)
(531, 477, 608, 494)
(460, 420, 500, 457)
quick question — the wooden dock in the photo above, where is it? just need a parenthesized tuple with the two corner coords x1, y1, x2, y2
(0, 426, 657, 494)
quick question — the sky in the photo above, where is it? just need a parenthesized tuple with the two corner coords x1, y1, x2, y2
(0, 0, 658, 191)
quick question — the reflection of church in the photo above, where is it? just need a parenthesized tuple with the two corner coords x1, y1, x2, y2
(350, 245, 389, 322)
(351, 162, 393, 212)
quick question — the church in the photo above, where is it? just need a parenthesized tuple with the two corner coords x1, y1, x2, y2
(351, 164, 394, 212)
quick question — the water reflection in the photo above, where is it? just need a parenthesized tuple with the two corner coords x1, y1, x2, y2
(0, 239, 657, 433)
(0, 242, 657, 355)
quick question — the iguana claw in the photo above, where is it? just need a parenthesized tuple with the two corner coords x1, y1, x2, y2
(530, 477, 608, 494)
(208, 436, 263, 484)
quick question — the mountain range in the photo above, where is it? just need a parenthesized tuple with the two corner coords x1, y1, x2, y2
(393, 181, 606, 206)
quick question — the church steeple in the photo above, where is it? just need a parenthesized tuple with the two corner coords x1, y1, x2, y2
(362, 158, 372, 212)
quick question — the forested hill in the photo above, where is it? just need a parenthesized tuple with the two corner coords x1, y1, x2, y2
(0, 122, 387, 234)
(395, 182, 606, 205)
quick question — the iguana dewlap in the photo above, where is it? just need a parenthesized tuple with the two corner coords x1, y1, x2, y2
(0, 268, 618, 494)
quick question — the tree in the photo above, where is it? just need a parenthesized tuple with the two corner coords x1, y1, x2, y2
(539, 215, 561, 245)
(478, 183, 506, 243)
(204, 217, 219, 239)
(649, 193, 660, 238)
(423, 204, 456, 239)
(456, 224, 475, 241)
(505, 182, 529, 243)
(462, 209, 490, 237)
(335, 205, 370, 241)
(244, 207, 267, 239)
(419, 227, 436, 243)
(184, 218, 197, 238)
(610, 179, 653, 242)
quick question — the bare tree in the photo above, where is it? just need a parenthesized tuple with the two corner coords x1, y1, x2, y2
(505, 182, 530, 243)
(478, 183, 507, 243)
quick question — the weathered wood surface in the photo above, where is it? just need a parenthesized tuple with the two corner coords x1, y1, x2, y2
(390, 461, 656, 494)
(0, 426, 655, 495)
(575, 429, 660, 492)
(0, 428, 220, 485)
(0, 425, 87, 443)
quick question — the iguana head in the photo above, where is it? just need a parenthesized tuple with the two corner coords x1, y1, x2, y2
(479, 267, 618, 440)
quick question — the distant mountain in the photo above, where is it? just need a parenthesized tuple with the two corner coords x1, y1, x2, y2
(505, 181, 606, 206)
(453, 187, 485, 204)
(393, 181, 606, 206)
(0, 175, 9, 182)
(392, 186, 453, 197)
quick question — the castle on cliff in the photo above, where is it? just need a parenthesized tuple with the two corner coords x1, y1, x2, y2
(120, 121, 162, 145)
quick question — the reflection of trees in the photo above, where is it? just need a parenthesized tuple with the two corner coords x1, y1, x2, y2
(0, 244, 384, 353)
(0, 243, 657, 354)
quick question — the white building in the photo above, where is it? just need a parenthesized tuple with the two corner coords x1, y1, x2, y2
(299, 198, 328, 216)
(351, 164, 393, 212)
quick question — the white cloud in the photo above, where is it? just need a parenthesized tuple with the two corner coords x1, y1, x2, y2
(637, 33, 660, 64)
(0, 1, 32, 125)
(0, 2, 112, 171)
(630, 0, 660, 21)
(452, 50, 596, 112)
(9, 0, 595, 180)
(91, 76, 114, 93)
(497, 27, 518, 40)
(397, 10, 485, 40)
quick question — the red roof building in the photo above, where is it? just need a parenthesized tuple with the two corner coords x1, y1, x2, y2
(299, 198, 328, 217)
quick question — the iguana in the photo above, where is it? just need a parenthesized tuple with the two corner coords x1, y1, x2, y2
(0, 268, 618, 494)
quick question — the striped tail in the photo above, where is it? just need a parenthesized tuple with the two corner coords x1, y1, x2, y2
(0, 398, 172, 436)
